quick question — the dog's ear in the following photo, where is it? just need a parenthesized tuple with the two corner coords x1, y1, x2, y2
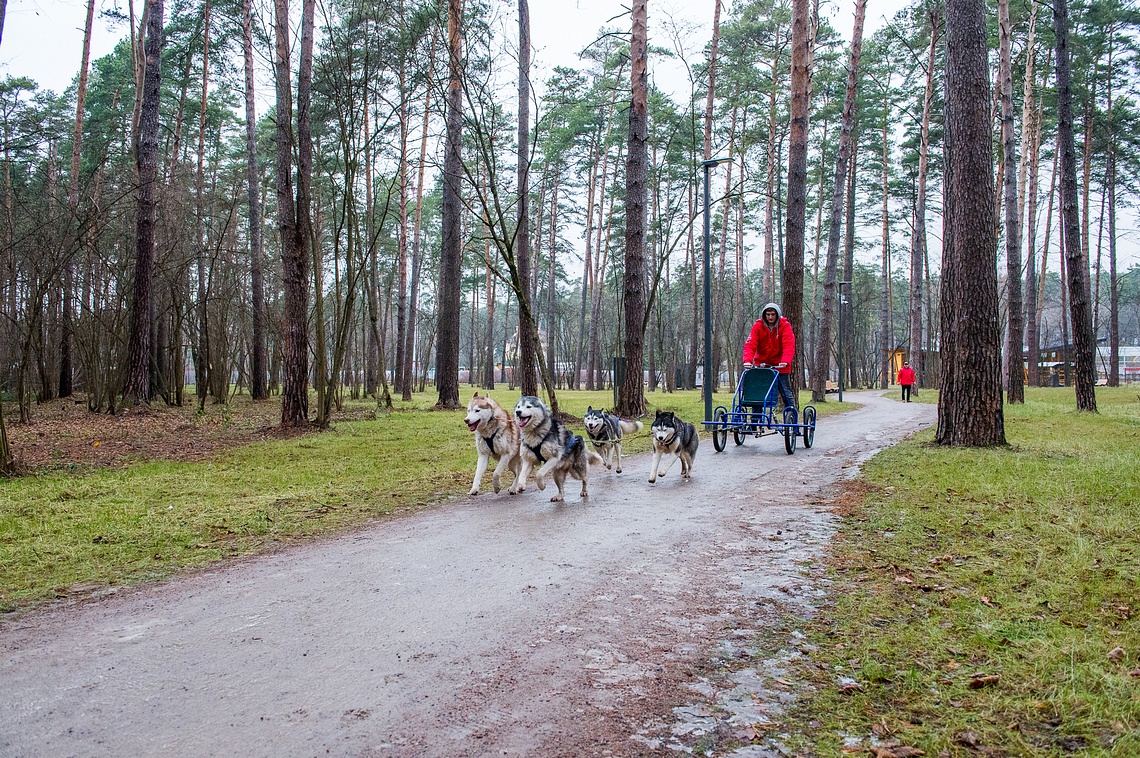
(472, 391, 480, 399)
(587, 405, 593, 412)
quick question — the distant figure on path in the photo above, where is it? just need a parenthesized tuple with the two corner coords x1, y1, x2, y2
(898, 361, 916, 402)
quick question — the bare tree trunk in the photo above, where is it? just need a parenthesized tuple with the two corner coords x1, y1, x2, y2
(395, 17, 410, 397)
(60, 0, 96, 399)
(435, 0, 463, 409)
(1107, 38, 1119, 387)
(936, 0, 1005, 446)
(544, 174, 559, 385)
(243, 0, 267, 400)
(1053, 0, 1097, 411)
(910, 7, 936, 389)
(404, 32, 435, 401)
(514, 0, 539, 399)
(781, 0, 811, 402)
(844, 137, 857, 389)
(812, 0, 865, 403)
(194, 0, 212, 408)
(275, 0, 311, 426)
(1000, 0, 1023, 403)
(878, 87, 891, 390)
(618, 0, 648, 418)
(123, 0, 164, 405)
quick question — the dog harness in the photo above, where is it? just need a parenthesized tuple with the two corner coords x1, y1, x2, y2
(481, 427, 500, 451)
(526, 427, 579, 464)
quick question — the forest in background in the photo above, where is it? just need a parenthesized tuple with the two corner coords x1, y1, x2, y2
(1, 0, 1139, 443)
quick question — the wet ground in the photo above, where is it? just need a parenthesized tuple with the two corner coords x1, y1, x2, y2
(0, 391, 934, 757)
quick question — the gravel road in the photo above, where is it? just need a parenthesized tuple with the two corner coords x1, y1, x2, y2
(0, 391, 935, 757)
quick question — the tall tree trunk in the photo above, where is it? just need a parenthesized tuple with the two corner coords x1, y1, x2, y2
(514, 0, 540, 399)
(812, 0, 866, 402)
(122, 0, 164, 405)
(781, 0, 810, 402)
(764, 62, 779, 302)
(1026, 4, 1044, 385)
(435, 0, 463, 409)
(404, 32, 435, 401)
(544, 174, 559, 385)
(395, 20, 409, 397)
(618, 0, 648, 418)
(1053, 0, 1097, 411)
(275, 0, 311, 426)
(910, 8, 936, 389)
(60, 0, 96, 399)
(194, 0, 212, 408)
(878, 86, 891, 390)
(244, 0, 267, 400)
(936, 0, 1005, 446)
(1000, 0, 1024, 403)
(1106, 38, 1119, 387)
(844, 137, 857, 389)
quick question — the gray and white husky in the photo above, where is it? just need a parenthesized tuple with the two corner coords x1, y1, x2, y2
(648, 410, 699, 483)
(583, 406, 643, 473)
(513, 396, 604, 502)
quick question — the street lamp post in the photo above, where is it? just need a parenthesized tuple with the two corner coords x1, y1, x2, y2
(701, 157, 731, 423)
(837, 280, 850, 403)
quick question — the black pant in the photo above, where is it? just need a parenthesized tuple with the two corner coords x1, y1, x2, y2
(901, 384, 912, 402)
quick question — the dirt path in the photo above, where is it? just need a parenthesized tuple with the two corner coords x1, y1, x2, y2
(0, 391, 934, 757)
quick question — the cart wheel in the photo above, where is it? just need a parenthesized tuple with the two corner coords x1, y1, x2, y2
(713, 409, 728, 452)
(802, 406, 816, 449)
(733, 427, 747, 446)
(783, 407, 798, 455)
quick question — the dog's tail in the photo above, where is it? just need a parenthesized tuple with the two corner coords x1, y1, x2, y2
(618, 419, 643, 435)
(586, 449, 605, 466)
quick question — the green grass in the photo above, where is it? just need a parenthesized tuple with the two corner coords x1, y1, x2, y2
(746, 386, 1140, 757)
(0, 385, 851, 613)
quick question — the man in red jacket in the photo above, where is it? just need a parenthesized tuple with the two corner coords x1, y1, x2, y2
(742, 302, 796, 409)
(898, 361, 916, 402)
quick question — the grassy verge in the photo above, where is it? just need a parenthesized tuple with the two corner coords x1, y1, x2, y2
(0, 386, 852, 613)
(748, 387, 1140, 756)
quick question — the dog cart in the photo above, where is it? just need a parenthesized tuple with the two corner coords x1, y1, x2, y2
(703, 367, 816, 455)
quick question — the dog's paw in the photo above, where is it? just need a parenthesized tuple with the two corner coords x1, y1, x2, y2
(549, 494, 563, 502)
(536, 476, 546, 491)
(648, 476, 656, 483)
(658, 470, 668, 478)
(615, 466, 622, 473)
(469, 488, 480, 496)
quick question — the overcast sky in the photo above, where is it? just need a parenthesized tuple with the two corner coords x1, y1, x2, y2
(5, 0, 1135, 271)
(2, 0, 908, 96)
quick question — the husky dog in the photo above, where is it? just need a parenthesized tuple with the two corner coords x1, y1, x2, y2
(513, 396, 605, 502)
(464, 392, 522, 495)
(583, 406, 643, 473)
(648, 410, 699, 483)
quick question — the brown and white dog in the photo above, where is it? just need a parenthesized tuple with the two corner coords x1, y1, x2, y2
(464, 392, 522, 495)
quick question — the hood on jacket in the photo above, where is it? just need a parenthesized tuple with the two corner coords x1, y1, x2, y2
(760, 302, 782, 322)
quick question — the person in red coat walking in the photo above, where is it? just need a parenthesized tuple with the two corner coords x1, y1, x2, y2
(742, 302, 796, 409)
(898, 361, 916, 402)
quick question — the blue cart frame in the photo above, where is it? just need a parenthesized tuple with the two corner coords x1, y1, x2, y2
(702, 367, 817, 454)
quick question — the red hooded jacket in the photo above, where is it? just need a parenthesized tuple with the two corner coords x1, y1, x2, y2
(898, 366, 916, 386)
(742, 303, 795, 374)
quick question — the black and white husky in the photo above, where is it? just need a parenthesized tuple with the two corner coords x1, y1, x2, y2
(648, 410, 699, 483)
(582, 407, 643, 473)
(514, 396, 605, 502)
